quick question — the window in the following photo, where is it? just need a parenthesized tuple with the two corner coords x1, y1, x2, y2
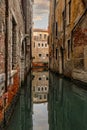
(46, 77, 48, 80)
(56, 49, 58, 60)
(45, 87, 47, 91)
(39, 95, 42, 99)
(44, 95, 47, 99)
(42, 43, 44, 47)
(40, 34, 42, 39)
(39, 77, 42, 80)
(44, 34, 47, 39)
(38, 87, 40, 91)
(46, 54, 48, 57)
(62, 11, 65, 30)
(67, 40, 71, 59)
(55, 22, 58, 38)
(52, 22, 55, 34)
(45, 43, 47, 47)
(38, 43, 40, 47)
(53, 44, 54, 57)
(69, 0, 71, 23)
(41, 87, 43, 91)
(0, 22, 4, 34)
(12, 17, 17, 70)
(33, 42, 35, 48)
(39, 54, 42, 57)
(33, 86, 35, 91)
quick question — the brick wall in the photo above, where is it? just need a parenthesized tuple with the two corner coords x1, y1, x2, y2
(0, 0, 5, 74)
(72, 10, 87, 82)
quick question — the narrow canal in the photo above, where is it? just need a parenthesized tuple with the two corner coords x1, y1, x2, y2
(6, 70, 87, 130)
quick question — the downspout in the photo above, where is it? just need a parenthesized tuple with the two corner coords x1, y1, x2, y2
(5, 0, 9, 97)
(4, 0, 9, 125)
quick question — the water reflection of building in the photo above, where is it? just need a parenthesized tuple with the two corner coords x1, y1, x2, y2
(20, 74, 33, 130)
(48, 72, 87, 130)
(32, 71, 49, 103)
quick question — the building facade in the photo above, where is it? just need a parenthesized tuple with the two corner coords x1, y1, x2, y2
(0, 0, 33, 125)
(32, 29, 49, 67)
(49, 0, 87, 83)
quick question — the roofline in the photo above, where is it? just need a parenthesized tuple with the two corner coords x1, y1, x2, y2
(33, 28, 48, 33)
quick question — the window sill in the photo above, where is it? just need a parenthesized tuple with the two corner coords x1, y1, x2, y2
(0, 70, 17, 84)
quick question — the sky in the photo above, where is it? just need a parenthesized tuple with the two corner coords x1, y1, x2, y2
(33, 0, 50, 29)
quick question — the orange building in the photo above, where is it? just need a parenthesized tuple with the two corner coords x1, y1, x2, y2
(32, 29, 49, 68)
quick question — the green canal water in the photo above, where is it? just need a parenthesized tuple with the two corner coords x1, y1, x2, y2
(6, 71, 87, 130)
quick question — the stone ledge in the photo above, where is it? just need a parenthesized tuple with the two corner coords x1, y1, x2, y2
(0, 70, 17, 84)
(72, 69, 87, 83)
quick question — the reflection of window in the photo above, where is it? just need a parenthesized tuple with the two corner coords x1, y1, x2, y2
(44, 95, 46, 99)
(39, 77, 42, 80)
(45, 87, 47, 90)
(34, 42, 35, 48)
(39, 95, 42, 99)
(38, 87, 40, 91)
(46, 77, 48, 80)
(42, 87, 43, 91)
(33, 86, 35, 91)
(34, 94, 38, 98)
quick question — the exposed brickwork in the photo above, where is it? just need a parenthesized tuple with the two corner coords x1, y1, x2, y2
(49, 0, 87, 83)
(0, 0, 33, 125)
(0, 0, 5, 74)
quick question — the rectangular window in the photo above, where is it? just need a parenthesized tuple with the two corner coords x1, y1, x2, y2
(12, 17, 17, 70)
(56, 49, 58, 60)
(69, 0, 71, 23)
(40, 34, 42, 39)
(44, 95, 47, 99)
(55, 22, 58, 38)
(38, 43, 40, 47)
(44, 34, 47, 39)
(34, 42, 35, 48)
(45, 43, 47, 47)
(42, 43, 44, 47)
(68, 40, 71, 59)
(62, 11, 65, 30)
(39, 95, 42, 99)
(46, 54, 48, 57)
(52, 22, 55, 35)
(53, 44, 54, 57)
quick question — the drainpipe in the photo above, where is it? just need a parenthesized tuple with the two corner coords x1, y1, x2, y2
(4, 0, 9, 125)
(5, 0, 9, 93)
